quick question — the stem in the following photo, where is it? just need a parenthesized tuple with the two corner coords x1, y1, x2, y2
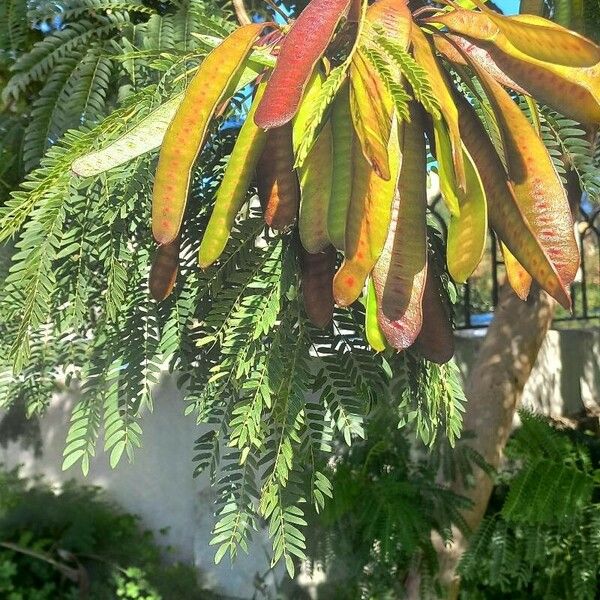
(233, 0, 252, 25)
(264, 0, 290, 24)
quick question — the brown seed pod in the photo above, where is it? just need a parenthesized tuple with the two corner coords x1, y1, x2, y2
(301, 245, 337, 328)
(149, 237, 180, 301)
(256, 124, 300, 230)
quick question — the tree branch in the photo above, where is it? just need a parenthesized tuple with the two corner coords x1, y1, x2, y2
(233, 0, 252, 25)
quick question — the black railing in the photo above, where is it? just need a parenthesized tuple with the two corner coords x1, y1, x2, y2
(428, 195, 600, 329)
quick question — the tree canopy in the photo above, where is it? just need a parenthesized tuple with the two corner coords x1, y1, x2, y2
(0, 0, 599, 578)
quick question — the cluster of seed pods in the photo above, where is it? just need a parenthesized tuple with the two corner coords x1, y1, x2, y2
(149, 0, 600, 363)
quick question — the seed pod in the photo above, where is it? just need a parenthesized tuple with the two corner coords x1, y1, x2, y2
(149, 238, 180, 301)
(471, 63, 579, 288)
(433, 35, 528, 95)
(295, 70, 333, 253)
(153, 23, 267, 245)
(299, 122, 333, 253)
(328, 80, 354, 252)
(365, 278, 387, 352)
(483, 42, 600, 125)
(447, 148, 488, 284)
(366, 0, 412, 39)
(349, 49, 393, 180)
(432, 119, 460, 217)
(257, 123, 300, 230)
(413, 268, 455, 364)
(429, 9, 600, 123)
(411, 26, 466, 193)
(301, 245, 337, 328)
(292, 68, 326, 154)
(501, 242, 532, 301)
(456, 95, 571, 309)
(73, 95, 183, 178)
(254, 0, 351, 129)
(371, 106, 428, 350)
(431, 7, 600, 66)
(333, 119, 402, 306)
(486, 9, 600, 67)
(199, 83, 268, 269)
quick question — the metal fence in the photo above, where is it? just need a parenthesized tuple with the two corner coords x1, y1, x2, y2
(428, 195, 600, 329)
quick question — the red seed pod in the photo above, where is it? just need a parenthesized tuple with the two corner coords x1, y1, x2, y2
(149, 238, 180, 301)
(301, 245, 337, 328)
(254, 0, 352, 129)
(256, 124, 300, 230)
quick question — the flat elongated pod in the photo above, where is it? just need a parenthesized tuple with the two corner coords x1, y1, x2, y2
(447, 147, 487, 284)
(456, 96, 571, 309)
(430, 8, 600, 67)
(501, 242, 532, 300)
(153, 23, 267, 245)
(328, 81, 354, 251)
(257, 123, 300, 230)
(199, 84, 268, 269)
(411, 26, 466, 192)
(254, 0, 351, 128)
(413, 268, 454, 364)
(350, 50, 394, 180)
(333, 120, 402, 306)
(481, 43, 600, 125)
(365, 278, 387, 352)
(472, 66, 579, 287)
(149, 238, 180, 301)
(371, 107, 427, 350)
(484, 9, 600, 67)
(429, 10, 600, 123)
(432, 119, 460, 217)
(299, 122, 333, 253)
(292, 68, 326, 154)
(72, 63, 263, 177)
(73, 95, 183, 177)
(433, 35, 528, 95)
(301, 245, 337, 328)
(366, 0, 412, 41)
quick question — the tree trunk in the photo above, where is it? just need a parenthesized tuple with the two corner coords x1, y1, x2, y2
(422, 149, 583, 599)
(431, 283, 556, 598)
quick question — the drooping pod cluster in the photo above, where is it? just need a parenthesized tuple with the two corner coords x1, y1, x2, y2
(149, 0, 600, 362)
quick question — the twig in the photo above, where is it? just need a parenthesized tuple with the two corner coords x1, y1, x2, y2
(233, 0, 252, 25)
(264, 0, 290, 24)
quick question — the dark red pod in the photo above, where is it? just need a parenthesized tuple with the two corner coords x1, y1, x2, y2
(254, 0, 351, 129)
(256, 124, 300, 230)
(149, 238, 180, 301)
(413, 268, 455, 364)
(301, 245, 337, 328)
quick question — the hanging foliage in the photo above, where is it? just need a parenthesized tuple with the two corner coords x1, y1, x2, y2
(1, 0, 599, 578)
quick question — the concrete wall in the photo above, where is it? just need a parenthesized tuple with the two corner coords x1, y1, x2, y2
(1, 327, 599, 597)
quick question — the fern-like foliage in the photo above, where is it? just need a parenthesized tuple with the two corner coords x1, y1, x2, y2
(460, 412, 600, 600)
(362, 45, 411, 122)
(371, 26, 441, 119)
(0, 0, 30, 54)
(302, 403, 472, 600)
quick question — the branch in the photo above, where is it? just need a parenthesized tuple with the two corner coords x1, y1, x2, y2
(233, 0, 252, 25)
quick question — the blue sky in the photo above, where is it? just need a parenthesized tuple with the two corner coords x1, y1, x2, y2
(496, 0, 521, 14)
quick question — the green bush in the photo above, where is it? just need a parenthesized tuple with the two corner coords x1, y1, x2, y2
(0, 468, 215, 600)
(301, 411, 599, 599)
(459, 413, 600, 600)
